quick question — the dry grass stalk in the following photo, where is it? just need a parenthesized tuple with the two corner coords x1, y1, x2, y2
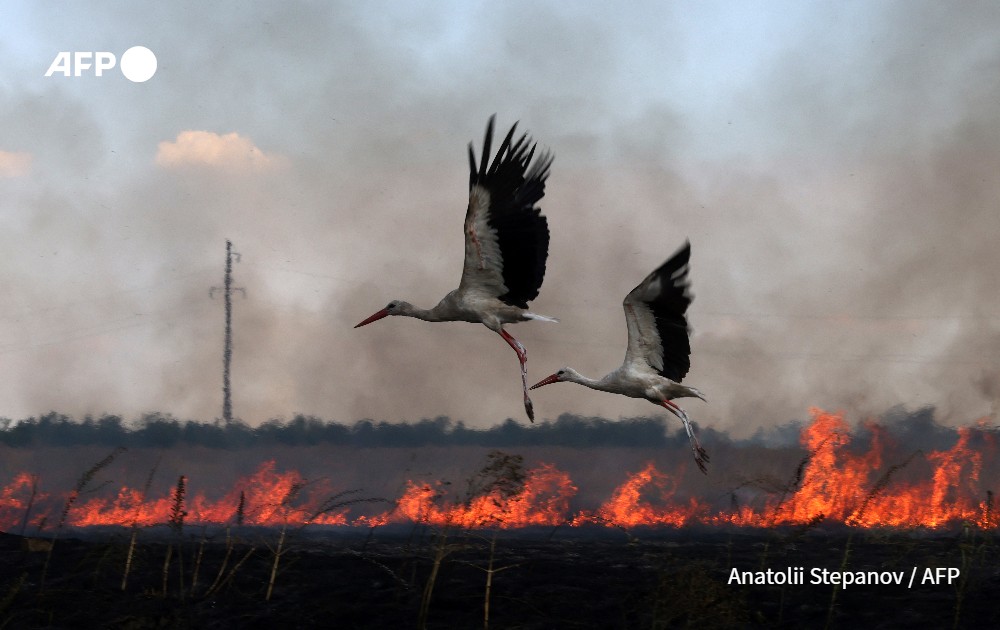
(205, 546, 257, 596)
(161, 545, 173, 597)
(420, 451, 526, 630)
(162, 475, 187, 598)
(41, 447, 125, 589)
(205, 493, 246, 596)
(265, 482, 304, 602)
(206, 528, 235, 596)
(122, 459, 160, 591)
(262, 482, 385, 602)
(846, 450, 920, 527)
(265, 523, 289, 601)
(418, 526, 454, 630)
(190, 527, 208, 594)
(17, 474, 39, 536)
(471, 531, 522, 630)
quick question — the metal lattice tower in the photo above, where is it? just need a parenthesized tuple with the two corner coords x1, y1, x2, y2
(210, 240, 245, 424)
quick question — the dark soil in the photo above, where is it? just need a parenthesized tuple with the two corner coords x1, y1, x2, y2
(1, 525, 998, 629)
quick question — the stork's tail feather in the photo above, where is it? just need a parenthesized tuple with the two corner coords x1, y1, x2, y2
(524, 312, 559, 323)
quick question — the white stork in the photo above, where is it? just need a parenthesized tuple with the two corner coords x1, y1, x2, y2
(529, 241, 710, 472)
(355, 116, 556, 422)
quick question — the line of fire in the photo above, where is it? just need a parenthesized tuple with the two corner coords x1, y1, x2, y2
(1, 408, 995, 533)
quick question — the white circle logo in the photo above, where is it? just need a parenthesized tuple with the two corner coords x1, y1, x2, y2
(120, 46, 157, 82)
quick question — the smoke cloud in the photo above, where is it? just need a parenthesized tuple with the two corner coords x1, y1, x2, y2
(0, 2, 998, 436)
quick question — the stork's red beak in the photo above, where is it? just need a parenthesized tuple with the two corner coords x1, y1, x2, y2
(529, 373, 561, 390)
(354, 308, 389, 328)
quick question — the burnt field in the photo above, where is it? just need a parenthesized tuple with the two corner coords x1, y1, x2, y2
(2, 408, 998, 627)
(1, 525, 998, 629)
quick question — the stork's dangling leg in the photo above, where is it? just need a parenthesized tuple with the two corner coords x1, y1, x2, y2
(662, 399, 709, 474)
(499, 328, 534, 422)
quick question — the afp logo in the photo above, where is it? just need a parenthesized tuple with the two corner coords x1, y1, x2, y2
(45, 46, 157, 83)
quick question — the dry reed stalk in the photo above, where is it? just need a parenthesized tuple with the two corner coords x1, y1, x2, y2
(473, 532, 521, 630)
(766, 436, 831, 526)
(206, 546, 257, 596)
(17, 474, 39, 536)
(265, 522, 288, 601)
(190, 528, 208, 594)
(162, 475, 187, 598)
(121, 529, 140, 592)
(206, 528, 234, 596)
(418, 527, 452, 630)
(846, 450, 920, 526)
(420, 451, 527, 630)
(161, 544, 173, 597)
(265, 482, 304, 602)
(206, 493, 246, 597)
(261, 482, 384, 602)
(41, 447, 125, 589)
(122, 459, 160, 591)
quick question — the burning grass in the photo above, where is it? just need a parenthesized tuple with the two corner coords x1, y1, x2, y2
(2, 408, 995, 533)
(1, 408, 998, 628)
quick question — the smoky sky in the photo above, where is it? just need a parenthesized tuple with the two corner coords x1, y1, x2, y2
(1, 1, 999, 436)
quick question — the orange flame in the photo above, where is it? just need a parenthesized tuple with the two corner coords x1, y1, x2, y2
(64, 461, 351, 528)
(0, 472, 46, 530)
(573, 462, 707, 527)
(393, 463, 576, 528)
(772, 408, 883, 525)
(1, 409, 996, 532)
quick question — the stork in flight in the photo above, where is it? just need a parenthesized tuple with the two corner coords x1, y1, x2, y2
(529, 241, 710, 472)
(355, 116, 556, 422)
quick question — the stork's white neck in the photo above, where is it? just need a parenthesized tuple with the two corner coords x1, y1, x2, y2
(560, 368, 614, 392)
(393, 301, 444, 322)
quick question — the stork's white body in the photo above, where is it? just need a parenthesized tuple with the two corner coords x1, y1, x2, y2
(559, 367, 700, 403)
(394, 290, 555, 331)
(531, 241, 709, 472)
(355, 116, 555, 421)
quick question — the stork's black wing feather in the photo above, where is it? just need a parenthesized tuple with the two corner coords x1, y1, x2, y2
(465, 115, 554, 308)
(623, 241, 694, 382)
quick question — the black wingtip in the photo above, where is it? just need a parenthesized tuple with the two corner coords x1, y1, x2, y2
(638, 239, 695, 383)
(479, 115, 496, 181)
(673, 240, 691, 265)
(468, 144, 477, 187)
(466, 115, 554, 308)
(488, 122, 519, 176)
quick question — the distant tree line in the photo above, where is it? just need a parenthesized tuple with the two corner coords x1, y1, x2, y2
(0, 412, 715, 449)
(0, 406, 975, 451)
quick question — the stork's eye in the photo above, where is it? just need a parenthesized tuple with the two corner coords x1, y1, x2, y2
(386, 302, 397, 310)
(557, 370, 566, 376)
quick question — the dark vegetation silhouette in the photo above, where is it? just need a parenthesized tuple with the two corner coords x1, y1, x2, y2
(0, 406, 984, 453)
(0, 412, 706, 449)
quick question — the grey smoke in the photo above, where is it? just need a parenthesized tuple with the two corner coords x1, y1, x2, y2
(0, 2, 998, 436)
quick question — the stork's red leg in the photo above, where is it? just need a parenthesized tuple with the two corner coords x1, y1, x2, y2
(499, 328, 534, 422)
(661, 400, 709, 474)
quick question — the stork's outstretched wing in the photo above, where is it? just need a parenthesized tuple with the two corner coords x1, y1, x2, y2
(460, 115, 554, 308)
(622, 241, 693, 382)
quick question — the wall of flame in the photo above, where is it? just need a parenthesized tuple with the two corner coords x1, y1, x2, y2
(1, 409, 996, 532)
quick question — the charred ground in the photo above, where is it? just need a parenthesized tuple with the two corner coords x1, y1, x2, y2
(1, 526, 998, 629)
(1, 408, 998, 627)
